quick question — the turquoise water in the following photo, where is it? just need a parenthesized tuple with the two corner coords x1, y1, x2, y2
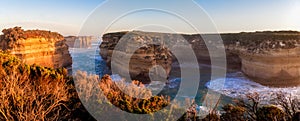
(69, 41, 233, 108)
(70, 42, 108, 76)
(70, 41, 300, 109)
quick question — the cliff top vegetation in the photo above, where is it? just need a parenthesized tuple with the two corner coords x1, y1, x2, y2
(0, 27, 64, 49)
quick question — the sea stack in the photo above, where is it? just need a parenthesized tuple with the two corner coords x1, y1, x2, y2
(0, 27, 72, 69)
(100, 31, 173, 84)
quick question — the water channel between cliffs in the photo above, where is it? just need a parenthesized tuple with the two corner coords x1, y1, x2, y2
(70, 40, 300, 108)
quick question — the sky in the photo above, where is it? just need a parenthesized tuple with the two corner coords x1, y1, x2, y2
(0, 0, 299, 36)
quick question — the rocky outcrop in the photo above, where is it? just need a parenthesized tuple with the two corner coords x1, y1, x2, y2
(0, 27, 72, 69)
(239, 48, 300, 86)
(100, 30, 300, 87)
(223, 31, 300, 87)
(65, 36, 92, 48)
(100, 31, 173, 84)
(183, 32, 300, 87)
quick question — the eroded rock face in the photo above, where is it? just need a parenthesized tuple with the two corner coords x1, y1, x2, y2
(240, 48, 300, 87)
(65, 36, 92, 48)
(223, 31, 300, 87)
(0, 27, 72, 69)
(100, 31, 173, 84)
(100, 30, 300, 87)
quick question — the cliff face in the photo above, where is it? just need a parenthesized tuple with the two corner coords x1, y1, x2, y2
(224, 32, 300, 87)
(100, 31, 300, 87)
(0, 27, 72, 69)
(100, 31, 173, 84)
(65, 36, 92, 48)
(240, 48, 300, 86)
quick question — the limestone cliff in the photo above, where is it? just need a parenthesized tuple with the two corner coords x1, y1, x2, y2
(239, 48, 300, 86)
(100, 31, 173, 84)
(0, 27, 72, 69)
(65, 36, 92, 48)
(100, 30, 300, 87)
(222, 31, 300, 87)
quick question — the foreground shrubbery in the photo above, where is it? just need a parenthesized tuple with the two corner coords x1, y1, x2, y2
(75, 71, 189, 121)
(74, 71, 300, 121)
(99, 75, 170, 114)
(1, 51, 300, 120)
(187, 92, 300, 121)
(0, 52, 77, 120)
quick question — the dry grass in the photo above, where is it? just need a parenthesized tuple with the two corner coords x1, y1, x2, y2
(74, 71, 192, 121)
(0, 52, 78, 121)
(99, 74, 169, 114)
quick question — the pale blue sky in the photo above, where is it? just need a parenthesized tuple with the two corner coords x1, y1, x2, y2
(1, 0, 299, 36)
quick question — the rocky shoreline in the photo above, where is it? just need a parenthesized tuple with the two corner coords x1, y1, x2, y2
(100, 31, 300, 87)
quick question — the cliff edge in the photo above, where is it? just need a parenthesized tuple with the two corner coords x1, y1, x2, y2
(100, 31, 173, 84)
(223, 31, 300, 86)
(65, 36, 92, 48)
(100, 31, 300, 87)
(0, 27, 72, 69)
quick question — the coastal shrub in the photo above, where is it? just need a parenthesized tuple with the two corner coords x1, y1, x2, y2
(1, 27, 64, 49)
(1, 27, 25, 48)
(73, 72, 300, 121)
(273, 92, 300, 120)
(220, 92, 300, 121)
(75, 71, 196, 121)
(77, 72, 300, 121)
(292, 112, 300, 121)
(220, 104, 247, 121)
(234, 93, 261, 121)
(99, 74, 170, 114)
(200, 112, 220, 121)
(3, 50, 300, 120)
(0, 52, 81, 120)
(256, 105, 285, 121)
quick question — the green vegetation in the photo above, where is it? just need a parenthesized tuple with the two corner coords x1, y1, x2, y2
(0, 51, 84, 120)
(1, 27, 64, 49)
(1, 51, 300, 120)
(199, 92, 300, 121)
(221, 31, 300, 52)
(99, 75, 170, 114)
(75, 71, 300, 121)
(75, 71, 188, 121)
(256, 105, 285, 121)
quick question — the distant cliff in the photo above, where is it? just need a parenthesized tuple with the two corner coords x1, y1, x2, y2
(223, 31, 300, 87)
(0, 27, 72, 69)
(100, 31, 300, 87)
(65, 36, 92, 48)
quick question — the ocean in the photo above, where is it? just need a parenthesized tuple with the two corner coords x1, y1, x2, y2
(69, 40, 300, 108)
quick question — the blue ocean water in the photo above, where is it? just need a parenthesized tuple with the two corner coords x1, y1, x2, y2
(69, 40, 300, 107)
(70, 41, 108, 76)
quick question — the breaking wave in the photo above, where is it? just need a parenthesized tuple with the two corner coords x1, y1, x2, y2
(206, 72, 300, 102)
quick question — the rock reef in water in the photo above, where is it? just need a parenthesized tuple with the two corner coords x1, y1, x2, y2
(100, 30, 300, 87)
(0, 27, 72, 69)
